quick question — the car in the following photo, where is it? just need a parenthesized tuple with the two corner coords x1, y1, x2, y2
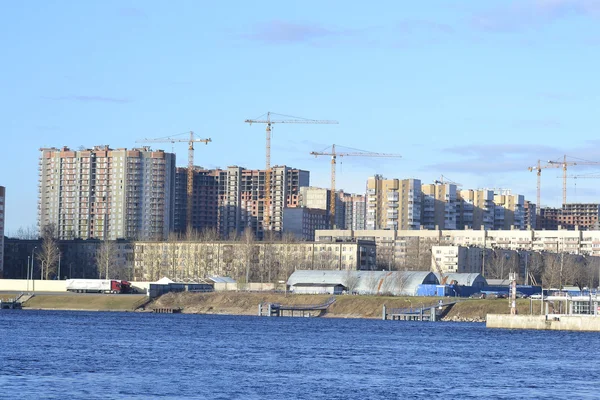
(530, 293, 542, 299)
(516, 292, 528, 299)
(469, 292, 486, 299)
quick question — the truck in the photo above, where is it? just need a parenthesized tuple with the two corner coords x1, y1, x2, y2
(66, 279, 134, 294)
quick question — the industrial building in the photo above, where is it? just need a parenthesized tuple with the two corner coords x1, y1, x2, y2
(38, 146, 176, 241)
(286, 270, 438, 296)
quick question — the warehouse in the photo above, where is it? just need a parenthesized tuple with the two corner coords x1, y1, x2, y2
(287, 270, 438, 296)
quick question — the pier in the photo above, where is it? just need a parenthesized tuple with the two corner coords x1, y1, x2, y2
(258, 296, 336, 317)
(153, 307, 182, 314)
(382, 301, 458, 322)
(0, 298, 23, 310)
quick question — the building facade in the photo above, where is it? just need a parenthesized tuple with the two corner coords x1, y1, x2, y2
(366, 175, 421, 230)
(341, 193, 366, 230)
(493, 190, 525, 230)
(38, 146, 176, 241)
(298, 186, 344, 229)
(421, 183, 457, 230)
(282, 207, 329, 241)
(457, 189, 495, 230)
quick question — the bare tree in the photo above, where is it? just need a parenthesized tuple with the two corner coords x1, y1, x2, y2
(37, 223, 59, 279)
(541, 253, 562, 289)
(95, 240, 120, 279)
(10, 224, 39, 240)
(343, 269, 360, 294)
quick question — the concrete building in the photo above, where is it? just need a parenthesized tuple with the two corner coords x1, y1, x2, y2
(457, 189, 495, 230)
(431, 245, 484, 274)
(341, 193, 366, 230)
(282, 207, 328, 241)
(493, 190, 525, 230)
(421, 182, 457, 230)
(0, 186, 4, 278)
(218, 165, 309, 239)
(38, 146, 176, 241)
(133, 240, 377, 281)
(298, 187, 344, 228)
(366, 175, 421, 230)
(538, 207, 560, 230)
(524, 200, 537, 230)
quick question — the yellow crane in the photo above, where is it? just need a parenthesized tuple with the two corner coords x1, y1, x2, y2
(547, 155, 600, 205)
(434, 175, 462, 187)
(245, 112, 338, 230)
(136, 131, 211, 232)
(528, 160, 561, 213)
(310, 144, 401, 228)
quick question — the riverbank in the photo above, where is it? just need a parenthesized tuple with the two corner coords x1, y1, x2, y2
(150, 292, 540, 321)
(20, 294, 147, 311)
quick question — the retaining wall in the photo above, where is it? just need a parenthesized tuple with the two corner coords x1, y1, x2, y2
(487, 314, 600, 331)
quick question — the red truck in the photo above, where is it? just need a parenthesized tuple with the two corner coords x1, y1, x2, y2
(66, 279, 135, 294)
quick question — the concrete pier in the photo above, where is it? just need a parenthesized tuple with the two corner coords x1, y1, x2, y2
(487, 314, 600, 331)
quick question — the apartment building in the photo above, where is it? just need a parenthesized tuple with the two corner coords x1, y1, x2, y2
(558, 204, 600, 230)
(173, 167, 223, 234)
(133, 239, 377, 281)
(0, 186, 4, 278)
(421, 183, 457, 230)
(524, 200, 537, 230)
(457, 189, 495, 230)
(218, 165, 309, 239)
(282, 207, 329, 241)
(493, 190, 525, 230)
(38, 146, 175, 241)
(341, 193, 366, 230)
(431, 245, 484, 274)
(366, 175, 421, 230)
(298, 186, 344, 229)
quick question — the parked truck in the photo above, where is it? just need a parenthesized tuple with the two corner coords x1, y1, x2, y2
(66, 279, 134, 294)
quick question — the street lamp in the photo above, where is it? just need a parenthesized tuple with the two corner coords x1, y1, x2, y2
(57, 247, 61, 280)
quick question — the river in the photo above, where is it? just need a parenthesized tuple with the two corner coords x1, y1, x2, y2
(0, 311, 598, 399)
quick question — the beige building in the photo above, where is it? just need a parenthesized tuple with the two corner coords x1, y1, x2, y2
(493, 190, 525, 230)
(457, 189, 495, 230)
(133, 240, 377, 281)
(421, 183, 457, 230)
(38, 146, 175, 241)
(298, 186, 344, 229)
(431, 245, 483, 274)
(366, 175, 421, 230)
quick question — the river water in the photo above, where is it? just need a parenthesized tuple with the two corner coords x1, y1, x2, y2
(1, 311, 599, 399)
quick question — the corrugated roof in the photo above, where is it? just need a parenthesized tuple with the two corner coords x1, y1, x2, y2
(434, 273, 487, 287)
(287, 270, 438, 296)
(209, 276, 236, 283)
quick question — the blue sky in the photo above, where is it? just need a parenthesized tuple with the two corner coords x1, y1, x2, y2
(2, 0, 600, 234)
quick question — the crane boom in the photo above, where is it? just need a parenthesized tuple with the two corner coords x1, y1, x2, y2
(310, 144, 401, 228)
(548, 155, 600, 205)
(528, 160, 560, 214)
(245, 112, 338, 233)
(136, 131, 211, 233)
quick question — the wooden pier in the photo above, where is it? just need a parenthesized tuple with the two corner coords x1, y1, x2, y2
(258, 297, 336, 317)
(382, 301, 458, 322)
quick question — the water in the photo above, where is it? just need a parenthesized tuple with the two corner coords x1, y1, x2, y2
(1, 311, 599, 399)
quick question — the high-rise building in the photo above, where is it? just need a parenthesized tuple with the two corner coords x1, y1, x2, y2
(493, 190, 525, 230)
(38, 146, 175, 241)
(539, 204, 600, 231)
(457, 189, 495, 230)
(298, 187, 345, 229)
(421, 183, 457, 230)
(341, 193, 366, 230)
(366, 175, 421, 230)
(0, 186, 5, 278)
(523, 200, 537, 230)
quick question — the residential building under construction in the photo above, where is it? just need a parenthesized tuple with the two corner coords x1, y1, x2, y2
(38, 146, 176, 241)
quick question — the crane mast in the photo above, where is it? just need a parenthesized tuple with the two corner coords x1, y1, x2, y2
(136, 131, 211, 233)
(310, 144, 401, 228)
(245, 112, 338, 233)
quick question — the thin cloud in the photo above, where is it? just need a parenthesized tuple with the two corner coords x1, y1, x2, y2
(243, 20, 353, 45)
(43, 95, 132, 104)
(471, 0, 600, 32)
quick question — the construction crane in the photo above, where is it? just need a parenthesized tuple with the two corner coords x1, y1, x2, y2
(528, 160, 561, 213)
(245, 112, 338, 231)
(548, 155, 600, 205)
(310, 144, 401, 228)
(136, 131, 211, 232)
(434, 175, 462, 187)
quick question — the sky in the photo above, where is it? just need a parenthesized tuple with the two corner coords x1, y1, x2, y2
(2, 0, 600, 235)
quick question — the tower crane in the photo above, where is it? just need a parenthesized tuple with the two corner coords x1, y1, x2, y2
(309, 144, 401, 228)
(434, 175, 462, 187)
(245, 112, 338, 231)
(136, 131, 211, 233)
(528, 160, 561, 213)
(547, 155, 600, 205)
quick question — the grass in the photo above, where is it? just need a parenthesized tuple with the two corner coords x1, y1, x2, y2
(24, 294, 147, 310)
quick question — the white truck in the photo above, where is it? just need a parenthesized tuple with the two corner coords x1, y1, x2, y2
(66, 279, 134, 294)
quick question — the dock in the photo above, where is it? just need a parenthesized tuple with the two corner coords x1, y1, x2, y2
(382, 301, 458, 322)
(258, 296, 336, 317)
(153, 307, 182, 314)
(0, 298, 23, 310)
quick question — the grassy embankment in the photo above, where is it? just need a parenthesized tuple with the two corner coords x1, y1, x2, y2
(21, 294, 148, 311)
(150, 292, 542, 321)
